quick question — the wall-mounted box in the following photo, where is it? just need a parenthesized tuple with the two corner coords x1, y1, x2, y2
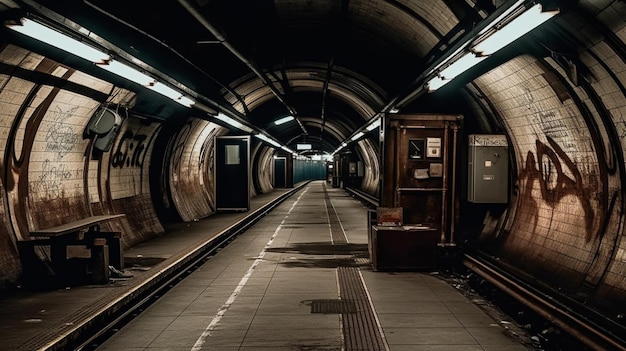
(468, 134, 508, 203)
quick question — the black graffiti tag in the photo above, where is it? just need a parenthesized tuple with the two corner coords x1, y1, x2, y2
(111, 131, 148, 168)
(520, 137, 596, 241)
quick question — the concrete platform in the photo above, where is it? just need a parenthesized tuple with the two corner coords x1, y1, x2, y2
(0, 181, 532, 350)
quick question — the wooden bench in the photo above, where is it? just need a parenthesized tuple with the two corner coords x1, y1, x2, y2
(29, 214, 126, 284)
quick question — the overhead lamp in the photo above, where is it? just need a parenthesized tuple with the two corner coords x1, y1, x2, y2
(255, 133, 281, 147)
(7, 17, 196, 108)
(438, 54, 485, 80)
(366, 118, 381, 131)
(351, 132, 365, 141)
(7, 17, 109, 63)
(274, 116, 295, 125)
(473, 4, 559, 55)
(148, 82, 195, 107)
(215, 113, 253, 133)
(426, 54, 485, 91)
(98, 60, 155, 86)
(426, 76, 449, 91)
(426, 2, 559, 92)
(281, 146, 294, 153)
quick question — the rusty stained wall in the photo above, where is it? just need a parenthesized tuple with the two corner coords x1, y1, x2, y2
(254, 144, 275, 194)
(104, 116, 165, 246)
(355, 137, 380, 197)
(0, 44, 165, 287)
(473, 53, 625, 315)
(168, 118, 226, 222)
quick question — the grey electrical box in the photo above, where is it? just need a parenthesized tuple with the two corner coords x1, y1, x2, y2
(468, 134, 508, 203)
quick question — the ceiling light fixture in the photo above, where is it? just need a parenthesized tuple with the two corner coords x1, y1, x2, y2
(366, 118, 381, 131)
(6, 17, 109, 63)
(351, 132, 365, 141)
(473, 3, 559, 55)
(215, 113, 253, 133)
(6, 17, 195, 107)
(98, 60, 155, 86)
(274, 116, 295, 125)
(255, 133, 281, 147)
(426, 3, 559, 92)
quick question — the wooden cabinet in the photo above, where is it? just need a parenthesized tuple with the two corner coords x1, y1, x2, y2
(369, 225, 440, 271)
(368, 114, 461, 271)
(380, 114, 462, 245)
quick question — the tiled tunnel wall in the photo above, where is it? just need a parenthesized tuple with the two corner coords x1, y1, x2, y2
(0, 44, 274, 286)
(0, 0, 625, 327)
(471, 2, 626, 316)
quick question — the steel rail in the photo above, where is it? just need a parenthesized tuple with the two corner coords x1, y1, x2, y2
(463, 253, 626, 351)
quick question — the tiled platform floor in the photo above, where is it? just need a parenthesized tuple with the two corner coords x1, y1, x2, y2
(0, 181, 532, 350)
(99, 181, 531, 350)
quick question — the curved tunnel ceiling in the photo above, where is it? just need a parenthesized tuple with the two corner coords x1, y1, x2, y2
(1, 0, 570, 153)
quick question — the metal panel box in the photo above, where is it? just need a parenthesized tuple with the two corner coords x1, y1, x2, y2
(468, 135, 508, 203)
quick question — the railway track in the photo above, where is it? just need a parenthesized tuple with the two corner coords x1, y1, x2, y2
(345, 187, 626, 351)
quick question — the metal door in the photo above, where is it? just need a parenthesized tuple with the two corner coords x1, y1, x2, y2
(215, 136, 250, 211)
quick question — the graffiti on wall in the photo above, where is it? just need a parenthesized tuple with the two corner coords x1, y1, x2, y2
(111, 130, 149, 169)
(29, 104, 83, 199)
(520, 137, 597, 242)
(44, 105, 80, 159)
(28, 159, 77, 198)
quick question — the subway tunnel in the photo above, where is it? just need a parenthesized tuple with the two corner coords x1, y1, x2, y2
(1, 0, 626, 349)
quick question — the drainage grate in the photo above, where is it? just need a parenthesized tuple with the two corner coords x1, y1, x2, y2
(311, 299, 357, 314)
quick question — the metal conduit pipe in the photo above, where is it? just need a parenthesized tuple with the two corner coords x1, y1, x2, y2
(177, 0, 308, 135)
(463, 254, 626, 351)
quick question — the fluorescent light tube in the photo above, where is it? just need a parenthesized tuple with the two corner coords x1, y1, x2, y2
(7, 17, 196, 108)
(98, 60, 155, 86)
(473, 4, 559, 55)
(426, 76, 450, 91)
(351, 132, 365, 141)
(215, 113, 253, 133)
(438, 53, 485, 80)
(176, 96, 195, 107)
(148, 82, 195, 107)
(255, 133, 281, 147)
(366, 118, 381, 131)
(7, 18, 109, 63)
(274, 116, 295, 125)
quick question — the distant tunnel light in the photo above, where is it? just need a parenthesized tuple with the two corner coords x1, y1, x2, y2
(296, 143, 312, 150)
(216, 113, 253, 133)
(473, 4, 559, 55)
(255, 133, 281, 147)
(7, 18, 109, 63)
(366, 118, 381, 131)
(351, 132, 365, 141)
(274, 116, 295, 125)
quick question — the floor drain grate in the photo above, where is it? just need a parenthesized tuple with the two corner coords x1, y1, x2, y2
(310, 299, 357, 314)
